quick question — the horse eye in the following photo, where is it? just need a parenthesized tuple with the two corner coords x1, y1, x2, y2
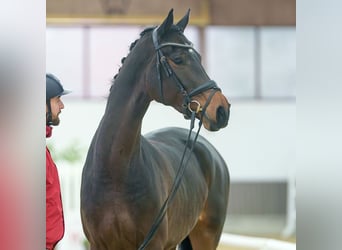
(172, 57, 183, 65)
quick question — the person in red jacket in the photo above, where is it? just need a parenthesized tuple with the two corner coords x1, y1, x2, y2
(46, 73, 71, 250)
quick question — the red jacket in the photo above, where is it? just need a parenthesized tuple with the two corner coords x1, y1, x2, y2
(46, 126, 64, 250)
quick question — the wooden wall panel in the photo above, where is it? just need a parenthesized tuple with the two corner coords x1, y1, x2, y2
(210, 0, 296, 26)
(47, 0, 295, 26)
(47, 0, 209, 25)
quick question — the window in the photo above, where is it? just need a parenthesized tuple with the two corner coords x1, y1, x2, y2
(260, 27, 296, 98)
(46, 25, 296, 100)
(46, 27, 84, 98)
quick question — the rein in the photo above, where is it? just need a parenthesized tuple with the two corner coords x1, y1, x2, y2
(137, 28, 220, 250)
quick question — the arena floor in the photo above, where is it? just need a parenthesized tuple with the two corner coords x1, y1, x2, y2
(217, 234, 296, 250)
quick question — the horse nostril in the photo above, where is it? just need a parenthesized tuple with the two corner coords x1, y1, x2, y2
(216, 106, 229, 128)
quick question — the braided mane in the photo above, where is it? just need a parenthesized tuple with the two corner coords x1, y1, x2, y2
(111, 25, 183, 84)
(112, 27, 155, 82)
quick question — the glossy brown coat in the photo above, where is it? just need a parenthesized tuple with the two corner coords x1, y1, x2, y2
(81, 9, 231, 250)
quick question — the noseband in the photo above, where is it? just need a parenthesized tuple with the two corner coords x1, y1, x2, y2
(152, 28, 221, 119)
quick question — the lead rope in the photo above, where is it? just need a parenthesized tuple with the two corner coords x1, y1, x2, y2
(137, 89, 217, 250)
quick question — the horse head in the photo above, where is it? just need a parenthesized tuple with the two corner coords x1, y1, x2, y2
(147, 9, 231, 131)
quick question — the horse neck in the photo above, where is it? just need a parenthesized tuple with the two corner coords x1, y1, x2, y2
(97, 70, 151, 169)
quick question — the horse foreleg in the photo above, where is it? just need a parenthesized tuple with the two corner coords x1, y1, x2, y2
(189, 218, 224, 250)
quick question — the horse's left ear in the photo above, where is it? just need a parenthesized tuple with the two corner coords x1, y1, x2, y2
(176, 9, 190, 32)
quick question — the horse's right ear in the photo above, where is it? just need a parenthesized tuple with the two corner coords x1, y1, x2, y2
(157, 9, 174, 38)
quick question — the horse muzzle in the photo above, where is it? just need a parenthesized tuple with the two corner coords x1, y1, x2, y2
(199, 92, 231, 131)
(207, 105, 230, 131)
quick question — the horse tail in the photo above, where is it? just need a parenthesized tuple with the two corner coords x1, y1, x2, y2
(178, 236, 193, 250)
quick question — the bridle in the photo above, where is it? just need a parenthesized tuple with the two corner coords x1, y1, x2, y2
(152, 27, 221, 119)
(137, 27, 221, 250)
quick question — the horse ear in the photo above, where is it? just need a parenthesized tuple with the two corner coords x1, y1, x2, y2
(176, 9, 190, 32)
(157, 8, 174, 37)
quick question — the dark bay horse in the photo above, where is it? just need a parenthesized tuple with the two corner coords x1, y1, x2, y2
(81, 9, 231, 250)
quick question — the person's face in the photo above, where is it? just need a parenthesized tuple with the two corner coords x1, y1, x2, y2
(47, 96, 64, 126)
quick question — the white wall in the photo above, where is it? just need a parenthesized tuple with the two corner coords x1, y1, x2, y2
(50, 99, 295, 181)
